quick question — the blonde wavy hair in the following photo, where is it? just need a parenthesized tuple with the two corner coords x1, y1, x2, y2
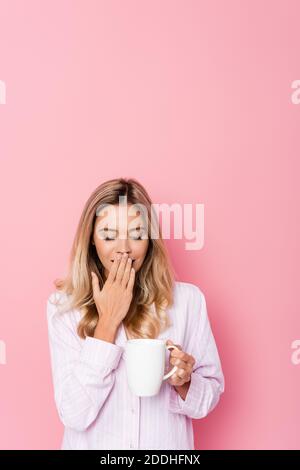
(51, 177, 177, 340)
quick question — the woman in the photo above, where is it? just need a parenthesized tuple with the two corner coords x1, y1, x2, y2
(46, 177, 225, 450)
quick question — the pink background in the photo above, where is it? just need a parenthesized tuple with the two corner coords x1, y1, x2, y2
(0, 0, 299, 450)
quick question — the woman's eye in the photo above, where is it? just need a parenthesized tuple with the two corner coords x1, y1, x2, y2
(131, 230, 147, 240)
(131, 233, 147, 240)
(103, 236, 143, 240)
(101, 230, 147, 241)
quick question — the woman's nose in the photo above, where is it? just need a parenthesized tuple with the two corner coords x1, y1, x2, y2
(117, 251, 131, 256)
(116, 238, 131, 253)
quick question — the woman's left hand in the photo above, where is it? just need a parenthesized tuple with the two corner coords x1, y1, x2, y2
(166, 339, 196, 387)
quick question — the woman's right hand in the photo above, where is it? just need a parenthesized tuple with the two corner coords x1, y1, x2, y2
(91, 253, 136, 328)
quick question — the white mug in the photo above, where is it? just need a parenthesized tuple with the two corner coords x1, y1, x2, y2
(124, 338, 180, 397)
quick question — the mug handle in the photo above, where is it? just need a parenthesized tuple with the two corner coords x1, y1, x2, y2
(163, 344, 180, 380)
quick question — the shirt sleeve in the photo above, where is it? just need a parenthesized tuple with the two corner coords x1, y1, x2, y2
(168, 286, 225, 419)
(46, 294, 124, 432)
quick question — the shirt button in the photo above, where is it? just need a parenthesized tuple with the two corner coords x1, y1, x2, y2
(131, 408, 134, 414)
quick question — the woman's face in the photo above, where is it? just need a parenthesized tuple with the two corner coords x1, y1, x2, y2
(92, 203, 149, 279)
